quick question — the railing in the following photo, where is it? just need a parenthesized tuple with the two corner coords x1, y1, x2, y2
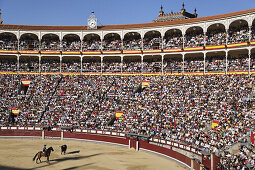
(0, 126, 201, 155)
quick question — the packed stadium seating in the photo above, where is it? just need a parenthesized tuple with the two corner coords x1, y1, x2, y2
(0, 8, 255, 169)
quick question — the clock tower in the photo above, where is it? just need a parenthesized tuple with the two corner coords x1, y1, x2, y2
(88, 11, 97, 29)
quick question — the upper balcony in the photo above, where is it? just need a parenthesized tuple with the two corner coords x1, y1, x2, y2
(0, 8, 254, 54)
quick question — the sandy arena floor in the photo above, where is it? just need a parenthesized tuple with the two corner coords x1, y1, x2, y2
(0, 138, 187, 170)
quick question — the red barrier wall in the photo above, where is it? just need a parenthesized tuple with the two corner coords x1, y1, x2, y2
(45, 130, 61, 138)
(0, 130, 41, 137)
(64, 131, 128, 146)
(139, 140, 192, 167)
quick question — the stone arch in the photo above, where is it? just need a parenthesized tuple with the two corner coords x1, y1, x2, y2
(0, 32, 18, 50)
(19, 33, 39, 50)
(206, 23, 226, 46)
(228, 19, 249, 44)
(143, 30, 162, 50)
(41, 33, 60, 51)
(103, 33, 121, 51)
(185, 26, 204, 48)
(123, 32, 142, 50)
(62, 34, 81, 51)
(164, 29, 183, 49)
(83, 33, 101, 51)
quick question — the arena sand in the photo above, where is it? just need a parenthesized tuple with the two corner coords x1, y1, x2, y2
(0, 138, 187, 170)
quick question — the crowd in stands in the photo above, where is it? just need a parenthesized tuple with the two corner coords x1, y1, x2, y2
(83, 41, 101, 51)
(19, 40, 39, 50)
(205, 31, 226, 46)
(220, 145, 255, 169)
(102, 40, 122, 51)
(0, 40, 18, 50)
(184, 33, 204, 48)
(123, 40, 142, 50)
(143, 38, 162, 50)
(163, 36, 183, 49)
(0, 59, 17, 71)
(62, 60, 81, 73)
(102, 61, 121, 72)
(62, 41, 81, 51)
(228, 27, 249, 44)
(82, 61, 101, 72)
(19, 59, 39, 72)
(184, 59, 204, 72)
(164, 59, 183, 73)
(41, 59, 60, 72)
(252, 27, 255, 41)
(0, 73, 254, 169)
(1, 55, 255, 74)
(41, 41, 61, 51)
(122, 62, 142, 73)
(0, 28, 254, 51)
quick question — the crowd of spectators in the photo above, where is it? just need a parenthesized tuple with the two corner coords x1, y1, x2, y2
(220, 145, 255, 169)
(102, 40, 122, 51)
(184, 33, 204, 48)
(0, 28, 253, 51)
(252, 26, 255, 41)
(62, 41, 81, 51)
(1, 55, 254, 74)
(82, 61, 101, 72)
(41, 40, 61, 51)
(123, 39, 142, 50)
(228, 27, 249, 44)
(206, 57, 226, 72)
(143, 38, 162, 50)
(19, 59, 39, 72)
(164, 59, 183, 73)
(0, 39, 18, 50)
(0, 59, 17, 71)
(19, 40, 39, 50)
(184, 59, 204, 73)
(205, 31, 226, 46)
(0, 72, 254, 169)
(122, 62, 142, 73)
(62, 59, 81, 73)
(102, 61, 121, 73)
(83, 41, 101, 51)
(41, 59, 60, 72)
(163, 36, 183, 49)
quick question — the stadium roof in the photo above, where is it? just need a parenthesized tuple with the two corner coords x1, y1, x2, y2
(0, 8, 254, 31)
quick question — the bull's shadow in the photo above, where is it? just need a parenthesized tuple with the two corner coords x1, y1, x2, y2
(66, 150, 80, 154)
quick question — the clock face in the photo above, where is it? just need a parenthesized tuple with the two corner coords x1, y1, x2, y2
(89, 19, 97, 28)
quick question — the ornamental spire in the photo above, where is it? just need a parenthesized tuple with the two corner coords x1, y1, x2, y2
(0, 9, 2, 24)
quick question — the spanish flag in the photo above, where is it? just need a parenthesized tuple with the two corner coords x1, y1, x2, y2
(12, 107, 19, 115)
(21, 79, 31, 86)
(115, 111, 123, 119)
(212, 120, 219, 129)
(142, 81, 150, 88)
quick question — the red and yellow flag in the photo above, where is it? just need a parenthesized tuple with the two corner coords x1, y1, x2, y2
(21, 79, 31, 86)
(142, 81, 150, 88)
(12, 107, 19, 115)
(212, 120, 219, 128)
(115, 111, 123, 119)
